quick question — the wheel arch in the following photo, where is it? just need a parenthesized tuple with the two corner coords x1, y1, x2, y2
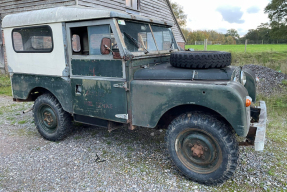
(11, 74, 73, 113)
(156, 104, 233, 133)
(15, 86, 72, 113)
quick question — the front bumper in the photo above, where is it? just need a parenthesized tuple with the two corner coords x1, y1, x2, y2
(253, 101, 267, 151)
(240, 101, 267, 151)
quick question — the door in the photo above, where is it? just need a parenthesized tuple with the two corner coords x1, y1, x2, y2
(66, 20, 127, 123)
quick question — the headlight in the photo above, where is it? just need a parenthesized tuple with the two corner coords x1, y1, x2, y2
(240, 71, 247, 86)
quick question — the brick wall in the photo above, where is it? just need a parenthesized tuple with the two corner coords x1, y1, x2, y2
(0, 30, 6, 74)
(177, 42, 185, 50)
(2, 31, 7, 74)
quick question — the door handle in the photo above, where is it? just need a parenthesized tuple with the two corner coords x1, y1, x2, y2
(76, 85, 82, 95)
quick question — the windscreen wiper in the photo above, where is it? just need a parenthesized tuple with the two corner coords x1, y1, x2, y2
(123, 32, 149, 54)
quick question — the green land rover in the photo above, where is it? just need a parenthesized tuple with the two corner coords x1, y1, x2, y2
(3, 7, 267, 185)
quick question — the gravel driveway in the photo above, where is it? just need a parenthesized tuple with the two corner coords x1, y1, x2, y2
(0, 93, 286, 191)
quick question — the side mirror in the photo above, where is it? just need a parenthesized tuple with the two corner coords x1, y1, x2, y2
(101, 37, 111, 55)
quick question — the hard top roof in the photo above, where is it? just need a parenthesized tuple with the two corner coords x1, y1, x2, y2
(2, 7, 173, 28)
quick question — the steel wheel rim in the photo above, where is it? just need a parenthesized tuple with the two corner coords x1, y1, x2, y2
(38, 104, 58, 133)
(175, 128, 222, 174)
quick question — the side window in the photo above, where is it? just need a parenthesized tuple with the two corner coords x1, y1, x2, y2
(12, 26, 53, 52)
(126, 0, 139, 10)
(88, 25, 110, 55)
(12, 32, 23, 51)
(70, 25, 118, 56)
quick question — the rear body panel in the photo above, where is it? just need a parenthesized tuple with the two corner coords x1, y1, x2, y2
(11, 73, 73, 113)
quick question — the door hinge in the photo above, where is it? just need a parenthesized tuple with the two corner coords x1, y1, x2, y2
(113, 82, 129, 91)
(115, 114, 128, 120)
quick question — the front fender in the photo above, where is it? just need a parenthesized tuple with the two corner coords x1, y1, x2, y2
(131, 80, 249, 137)
(243, 68, 256, 102)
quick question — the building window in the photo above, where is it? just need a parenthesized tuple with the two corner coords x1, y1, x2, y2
(126, 0, 139, 10)
(12, 25, 53, 53)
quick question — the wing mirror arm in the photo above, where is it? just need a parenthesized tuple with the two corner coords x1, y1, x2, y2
(104, 44, 113, 54)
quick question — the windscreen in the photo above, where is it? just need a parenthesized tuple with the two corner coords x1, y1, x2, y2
(118, 20, 178, 53)
(151, 25, 178, 51)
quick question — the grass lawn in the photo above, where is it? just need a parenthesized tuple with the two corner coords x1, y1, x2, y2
(0, 74, 12, 96)
(185, 44, 287, 74)
(185, 44, 287, 53)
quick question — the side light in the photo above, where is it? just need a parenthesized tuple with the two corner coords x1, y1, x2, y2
(246, 98, 252, 107)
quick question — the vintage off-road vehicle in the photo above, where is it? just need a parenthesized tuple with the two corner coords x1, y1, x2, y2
(3, 7, 267, 185)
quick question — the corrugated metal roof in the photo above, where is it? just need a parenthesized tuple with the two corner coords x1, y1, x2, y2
(2, 6, 173, 28)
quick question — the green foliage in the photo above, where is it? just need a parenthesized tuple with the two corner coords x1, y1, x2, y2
(226, 29, 240, 39)
(183, 30, 235, 45)
(241, 22, 287, 43)
(18, 120, 27, 125)
(185, 44, 287, 53)
(170, 1, 187, 28)
(244, 29, 261, 41)
(265, 0, 287, 22)
(185, 44, 287, 73)
(0, 74, 12, 96)
(265, 0, 287, 39)
(258, 94, 287, 144)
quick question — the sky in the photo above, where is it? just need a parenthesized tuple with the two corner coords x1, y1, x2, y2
(173, 0, 271, 36)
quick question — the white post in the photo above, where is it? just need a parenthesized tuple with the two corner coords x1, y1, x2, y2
(204, 39, 207, 51)
(245, 39, 248, 53)
(195, 41, 197, 45)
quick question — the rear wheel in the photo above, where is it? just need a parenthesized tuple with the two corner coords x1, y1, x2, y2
(33, 94, 72, 141)
(166, 112, 238, 185)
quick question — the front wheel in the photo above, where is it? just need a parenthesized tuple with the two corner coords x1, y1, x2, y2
(166, 112, 239, 185)
(33, 94, 72, 141)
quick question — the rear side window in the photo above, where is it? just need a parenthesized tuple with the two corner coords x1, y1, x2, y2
(12, 25, 53, 53)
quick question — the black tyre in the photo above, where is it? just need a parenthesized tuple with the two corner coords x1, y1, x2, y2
(166, 112, 238, 185)
(170, 51, 231, 69)
(33, 94, 72, 141)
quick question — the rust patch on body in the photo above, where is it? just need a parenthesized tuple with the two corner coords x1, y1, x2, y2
(43, 112, 53, 125)
(191, 143, 204, 158)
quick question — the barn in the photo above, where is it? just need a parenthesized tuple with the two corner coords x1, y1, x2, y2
(0, 0, 186, 73)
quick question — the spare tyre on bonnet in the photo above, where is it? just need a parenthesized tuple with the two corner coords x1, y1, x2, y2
(170, 51, 231, 69)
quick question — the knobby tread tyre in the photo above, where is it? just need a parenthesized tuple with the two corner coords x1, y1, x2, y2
(165, 112, 239, 186)
(33, 93, 72, 141)
(170, 51, 231, 69)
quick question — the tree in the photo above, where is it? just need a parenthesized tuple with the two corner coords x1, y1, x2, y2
(225, 36, 236, 45)
(181, 28, 189, 40)
(265, 0, 287, 22)
(225, 29, 240, 39)
(170, 1, 187, 28)
(244, 29, 260, 41)
(265, 0, 287, 39)
(257, 23, 271, 41)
